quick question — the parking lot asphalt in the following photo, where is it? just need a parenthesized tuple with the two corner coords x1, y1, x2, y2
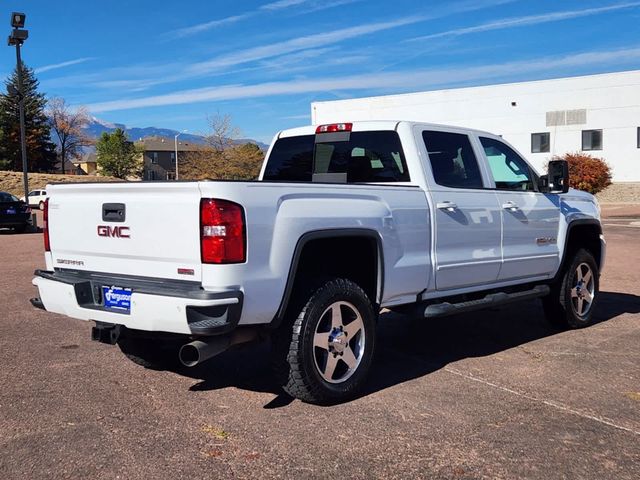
(0, 220, 639, 480)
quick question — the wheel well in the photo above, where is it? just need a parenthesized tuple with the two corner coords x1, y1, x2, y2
(565, 223, 602, 268)
(286, 234, 380, 309)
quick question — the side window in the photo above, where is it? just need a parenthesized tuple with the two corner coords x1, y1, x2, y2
(480, 137, 535, 191)
(422, 130, 483, 189)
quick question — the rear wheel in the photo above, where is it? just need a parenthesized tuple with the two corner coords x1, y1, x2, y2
(272, 278, 376, 404)
(13, 224, 26, 234)
(543, 248, 599, 328)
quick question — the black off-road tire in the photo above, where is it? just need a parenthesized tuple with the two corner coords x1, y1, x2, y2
(271, 278, 376, 404)
(542, 248, 599, 329)
(117, 336, 181, 370)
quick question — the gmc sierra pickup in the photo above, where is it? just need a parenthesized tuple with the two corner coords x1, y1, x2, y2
(31, 121, 605, 403)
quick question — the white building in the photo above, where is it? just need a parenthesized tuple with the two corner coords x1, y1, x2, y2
(311, 70, 640, 182)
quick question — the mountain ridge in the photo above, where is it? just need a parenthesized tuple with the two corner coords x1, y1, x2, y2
(82, 117, 269, 150)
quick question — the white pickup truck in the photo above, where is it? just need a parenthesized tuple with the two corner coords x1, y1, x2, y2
(32, 121, 605, 403)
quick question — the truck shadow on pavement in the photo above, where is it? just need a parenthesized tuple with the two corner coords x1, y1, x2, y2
(174, 291, 640, 408)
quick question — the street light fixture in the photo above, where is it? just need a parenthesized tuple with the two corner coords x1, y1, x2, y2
(11, 12, 26, 28)
(7, 12, 29, 203)
(174, 130, 187, 180)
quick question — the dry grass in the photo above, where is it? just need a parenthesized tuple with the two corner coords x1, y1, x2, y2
(0, 171, 120, 197)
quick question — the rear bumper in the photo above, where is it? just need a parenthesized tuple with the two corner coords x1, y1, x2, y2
(0, 213, 30, 227)
(31, 269, 242, 335)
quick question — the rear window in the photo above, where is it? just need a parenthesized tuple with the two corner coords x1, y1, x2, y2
(263, 135, 314, 181)
(263, 131, 410, 183)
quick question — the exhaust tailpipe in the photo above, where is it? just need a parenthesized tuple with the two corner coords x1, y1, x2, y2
(179, 329, 257, 367)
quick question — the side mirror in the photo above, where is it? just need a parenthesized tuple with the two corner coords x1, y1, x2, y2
(540, 160, 569, 193)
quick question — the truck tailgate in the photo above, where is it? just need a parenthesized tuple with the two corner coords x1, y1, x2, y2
(47, 182, 203, 281)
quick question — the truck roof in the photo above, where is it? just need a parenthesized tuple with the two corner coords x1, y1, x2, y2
(278, 120, 497, 139)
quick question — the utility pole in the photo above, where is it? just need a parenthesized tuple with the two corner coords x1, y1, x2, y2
(174, 130, 186, 180)
(8, 12, 29, 201)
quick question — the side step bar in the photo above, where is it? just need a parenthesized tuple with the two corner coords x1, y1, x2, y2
(424, 285, 550, 318)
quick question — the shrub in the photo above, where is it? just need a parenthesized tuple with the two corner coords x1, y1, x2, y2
(553, 152, 612, 194)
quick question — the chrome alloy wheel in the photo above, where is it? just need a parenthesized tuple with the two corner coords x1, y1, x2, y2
(312, 301, 365, 384)
(571, 262, 595, 317)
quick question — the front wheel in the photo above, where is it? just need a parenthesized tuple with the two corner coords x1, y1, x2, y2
(543, 248, 599, 328)
(272, 278, 376, 404)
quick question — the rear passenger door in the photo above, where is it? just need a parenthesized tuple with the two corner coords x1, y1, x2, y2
(419, 128, 502, 291)
(478, 136, 560, 281)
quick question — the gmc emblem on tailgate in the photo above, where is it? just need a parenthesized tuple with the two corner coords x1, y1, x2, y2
(97, 225, 130, 238)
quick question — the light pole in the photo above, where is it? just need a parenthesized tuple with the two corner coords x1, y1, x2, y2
(174, 130, 186, 180)
(7, 12, 29, 202)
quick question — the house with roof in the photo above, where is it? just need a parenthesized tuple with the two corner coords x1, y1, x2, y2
(137, 136, 204, 181)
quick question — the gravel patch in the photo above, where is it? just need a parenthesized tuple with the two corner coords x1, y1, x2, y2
(596, 183, 640, 203)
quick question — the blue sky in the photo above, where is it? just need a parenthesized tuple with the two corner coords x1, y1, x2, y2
(2, 0, 640, 142)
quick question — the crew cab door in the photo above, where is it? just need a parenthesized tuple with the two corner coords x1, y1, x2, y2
(478, 136, 560, 281)
(419, 128, 502, 291)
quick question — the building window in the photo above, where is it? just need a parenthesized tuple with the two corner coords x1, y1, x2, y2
(170, 152, 175, 162)
(531, 132, 550, 153)
(151, 152, 158, 164)
(637, 127, 640, 148)
(148, 171, 156, 180)
(582, 130, 603, 151)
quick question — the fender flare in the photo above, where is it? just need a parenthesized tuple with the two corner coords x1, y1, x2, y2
(554, 218, 602, 282)
(271, 228, 385, 328)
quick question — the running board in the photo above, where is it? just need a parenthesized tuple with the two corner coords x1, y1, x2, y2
(424, 285, 550, 318)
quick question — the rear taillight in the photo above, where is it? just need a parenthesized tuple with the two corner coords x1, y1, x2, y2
(200, 199, 245, 264)
(43, 198, 50, 252)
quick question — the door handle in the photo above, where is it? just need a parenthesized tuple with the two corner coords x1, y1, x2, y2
(502, 201, 519, 211)
(436, 201, 458, 211)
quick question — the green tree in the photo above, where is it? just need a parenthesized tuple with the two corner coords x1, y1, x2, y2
(95, 128, 142, 179)
(0, 61, 56, 172)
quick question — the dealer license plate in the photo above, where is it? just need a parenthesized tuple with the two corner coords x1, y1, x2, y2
(102, 286, 132, 313)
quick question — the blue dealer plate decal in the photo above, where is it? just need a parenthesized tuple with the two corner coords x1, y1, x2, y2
(102, 286, 132, 313)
